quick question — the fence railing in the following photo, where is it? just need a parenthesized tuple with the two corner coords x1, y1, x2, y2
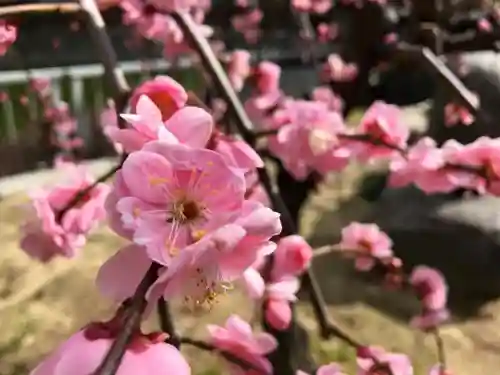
(0, 45, 326, 177)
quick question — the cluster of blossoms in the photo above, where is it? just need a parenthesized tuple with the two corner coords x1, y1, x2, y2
(230, 58, 498, 198)
(338, 222, 449, 331)
(29, 77, 84, 165)
(15, 1, 493, 374)
(118, 0, 217, 59)
(25, 72, 452, 375)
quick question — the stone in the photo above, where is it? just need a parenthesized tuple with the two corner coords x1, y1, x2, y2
(427, 51, 500, 145)
(368, 186, 500, 312)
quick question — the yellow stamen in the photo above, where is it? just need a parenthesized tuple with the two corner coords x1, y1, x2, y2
(148, 176, 169, 186)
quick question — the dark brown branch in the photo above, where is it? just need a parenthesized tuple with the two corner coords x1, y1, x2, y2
(396, 43, 479, 114)
(157, 298, 179, 348)
(179, 337, 270, 374)
(78, 0, 130, 101)
(56, 162, 121, 222)
(93, 263, 161, 375)
(170, 10, 255, 144)
(433, 329, 448, 371)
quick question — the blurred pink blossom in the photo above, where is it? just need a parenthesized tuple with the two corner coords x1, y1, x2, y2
(227, 50, 252, 92)
(30, 325, 189, 375)
(231, 8, 263, 43)
(130, 75, 188, 121)
(444, 102, 475, 127)
(338, 101, 408, 162)
(243, 235, 312, 330)
(321, 54, 358, 82)
(253, 61, 281, 94)
(20, 168, 109, 262)
(389, 137, 457, 193)
(267, 99, 348, 180)
(337, 222, 393, 271)
(357, 347, 413, 375)
(410, 266, 449, 330)
(0, 20, 16, 56)
(207, 315, 277, 375)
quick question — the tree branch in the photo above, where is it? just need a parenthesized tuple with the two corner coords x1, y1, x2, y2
(93, 263, 161, 375)
(179, 336, 270, 375)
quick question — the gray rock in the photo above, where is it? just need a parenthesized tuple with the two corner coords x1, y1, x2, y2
(428, 51, 500, 145)
(368, 186, 500, 309)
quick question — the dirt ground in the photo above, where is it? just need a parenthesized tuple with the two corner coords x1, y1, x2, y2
(1, 156, 500, 375)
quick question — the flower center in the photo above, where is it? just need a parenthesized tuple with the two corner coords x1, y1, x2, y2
(148, 91, 178, 121)
(413, 280, 433, 301)
(170, 198, 203, 223)
(309, 128, 334, 156)
(358, 239, 373, 253)
(183, 267, 233, 310)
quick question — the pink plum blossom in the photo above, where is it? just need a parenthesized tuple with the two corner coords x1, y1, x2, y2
(443, 136, 500, 195)
(339, 101, 409, 162)
(357, 347, 413, 375)
(231, 8, 263, 44)
(478, 18, 493, 32)
(110, 143, 246, 264)
(130, 75, 188, 121)
(30, 77, 51, 97)
(444, 103, 475, 127)
(244, 90, 284, 130)
(267, 98, 348, 180)
(30, 324, 190, 375)
(337, 222, 393, 271)
(208, 129, 264, 170)
(0, 20, 16, 56)
(99, 200, 280, 309)
(321, 54, 358, 83)
(146, 200, 281, 307)
(20, 168, 110, 262)
(207, 315, 277, 375)
(109, 95, 213, 152)
(253, 61, 282, 94)
(228, 50, 252, 92)
(389, 137, 457, 193)
(311, 86, 344, 113)
(243, 235, 312, 330)
(410, 266, 449, 330)
(316, 23, 339, 42)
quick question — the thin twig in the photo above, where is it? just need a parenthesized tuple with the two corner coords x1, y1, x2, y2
(157, 297, 179, 348)
(396, 43, 480, 114)
(179, 337, 270, 374)
(78, 0, 130, 98)
(171, 10, 255, 144)
(55, 162, 121, 222)
(94, 263, 161, 375)
(433, 329, 448, 371)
